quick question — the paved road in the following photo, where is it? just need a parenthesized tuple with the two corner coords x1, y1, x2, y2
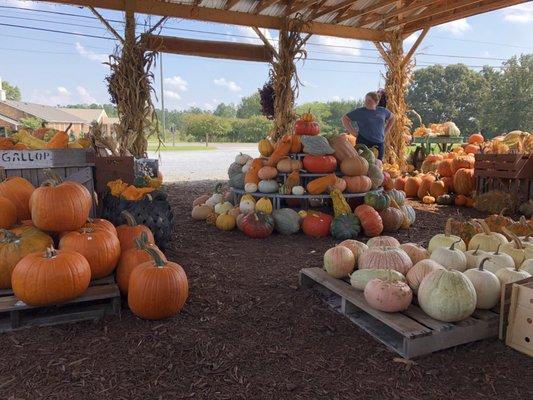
(149, 143, 259, 182)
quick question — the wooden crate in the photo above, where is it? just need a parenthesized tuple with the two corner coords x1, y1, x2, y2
(499, 276, 533, 341)
(300, 268, 499, 359)
(93, 156, 135, 194)
(0, 149, 96, 215)
(0, 281, 121, 333)
(505, 279, 533, 357)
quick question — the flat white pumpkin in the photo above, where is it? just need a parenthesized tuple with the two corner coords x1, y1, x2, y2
(464, 246, 487, 270)
(468, 221, 508, 252)
(483, 244, 515, 274)
(495, 267, 531, 285)
(464, 258, 501, 309)
(428, 218, 466, 254)
(430, 240, 467, 271)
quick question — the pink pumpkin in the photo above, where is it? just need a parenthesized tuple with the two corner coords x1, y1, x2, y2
(324, 246, 355, 278)
(400, 243, 430, 265)
(406, 259, 445, 294)
(359, 246, 413, 275)
(364, 278, 413, 312)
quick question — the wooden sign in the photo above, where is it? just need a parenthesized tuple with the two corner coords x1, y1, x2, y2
(0, 149, 93, 169)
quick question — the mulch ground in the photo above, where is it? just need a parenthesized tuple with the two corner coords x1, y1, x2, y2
(1, 180, 531, 400)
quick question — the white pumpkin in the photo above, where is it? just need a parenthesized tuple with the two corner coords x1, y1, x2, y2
(430, 240, 467, 272)
(349, 269, 405, 291)
(495, 266, 531, 286)
(239, 195, 256, 214)
(205, 192, 223, 207)
(241, 160, 253, 173)
(500, 228, 526, 267)
(418, 269, 477, 322)
(520, 259, 533, 274)
(428, 218, 466, 253)
(483, 244, 515, 274)
(292, 186, 305, 195)
(235, 152, 252, 165)
(464, 246, 487, 270)
(324, 246, 355, 278)
(338, 240, 368, 268)
(468, 220, 508, 252)
(406, 259, 445, 294)
(214, 201, 233, 215)
(464, 257, 501, 309)
(244, 183, 258, 193)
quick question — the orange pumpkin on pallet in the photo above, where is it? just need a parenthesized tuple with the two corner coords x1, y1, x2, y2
(116, 211, 155, 251)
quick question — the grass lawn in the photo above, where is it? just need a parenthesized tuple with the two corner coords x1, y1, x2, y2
(148, 143, 216, 151)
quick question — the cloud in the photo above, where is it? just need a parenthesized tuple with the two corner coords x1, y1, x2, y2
(214, 78, 241, 92)
(57, 87, 70, 95)
(75, 42, 107, 63)
(404, 31, 421, 47)
(76, 86, 96, 103)
(437, 18, 472, 36)
(312, 35, 361, 57)
(164, 90, 181, 100)
(164, 75, 188, 92)
(503, 3, 533, 23)
(6, 0, 34, 8)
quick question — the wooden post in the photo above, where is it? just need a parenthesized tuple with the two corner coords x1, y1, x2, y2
(374, 27, 428, 167)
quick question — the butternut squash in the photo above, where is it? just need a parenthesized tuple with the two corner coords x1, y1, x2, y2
(244, 158, 263, 185)
(267, 135, 292, 167)
(306, 174, 337, 195)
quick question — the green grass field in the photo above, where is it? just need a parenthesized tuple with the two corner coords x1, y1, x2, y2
(147, 143, 216, 151)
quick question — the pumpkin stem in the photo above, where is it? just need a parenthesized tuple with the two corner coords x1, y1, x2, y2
(43, 247, 58, 259)
(121, 210, 138, 227)
(134, 232, 149, 250)
(79, 227, 94, 234)
(478, 220, 492, 235)
(473, 245, 480, 255)
(144, 246, 166, 268)
(449, 238, 462, 251)
(0, 229, 21, 243)
(502, 227, 523, 250)
(43, 169, 63, 184)
(494, 243, 501, 255)
(478, 257, 490, 271)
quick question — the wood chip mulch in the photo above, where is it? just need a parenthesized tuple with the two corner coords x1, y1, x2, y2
(0, 180, 531, 400)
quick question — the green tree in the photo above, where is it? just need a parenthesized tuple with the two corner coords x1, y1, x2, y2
(229, 116, 273, 142)
(183, 114, 232, 142)
(20, 116, 43, 130)
(236, 92, 261, 119)
(2, 80, 21, 101)
(214, 102, 237, 118)
(407, 64, 488, 134)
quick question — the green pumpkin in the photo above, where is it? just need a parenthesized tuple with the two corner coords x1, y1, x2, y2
(400, 204, 416, 226)
(331, 214, 361, 240)
(436, 194, 455, 205)
(367, 164, 384, 189)
(355, 144, 376, 165)
(228, 162, 245, 189)
(272, 208, 301, 235)
(384, 189, 406, 206)
(364, 191, 390, 211)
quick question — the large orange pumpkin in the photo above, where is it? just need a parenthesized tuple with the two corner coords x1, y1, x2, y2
(436, 159, 454, 177)
(468, 133, 484, 144)
(11, 247, 91, 306)
(83, 218, 117, 236)
(464, 144, 480, 154)
(429, 179, 447, 198)
(128, 248, 188, 320)
(451, 155, 474, 173)
(354, 205, 383, 237)
(116, 233, 166, 295)
(0, 169, 35, 221)
(343, 175, 372, 193)
(453, 168, 475, 196)
(59, 227, 121, 279)
(0, 226, 53, 289)
(0, 196, 17, 229)
(417, 174, 436, 200)
(30, 175, 91, 232)
(442, 176, 454, 192)
(301, 211, 332, 237)
(404, 176, 421, 197)
(116, 211, 155, 251)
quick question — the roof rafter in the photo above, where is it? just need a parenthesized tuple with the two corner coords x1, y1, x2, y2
(336, 0, 397, 23)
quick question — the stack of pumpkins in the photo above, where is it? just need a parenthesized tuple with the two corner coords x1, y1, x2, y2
(396, 149, 476, 206)
(323, 220, 532, 322)
(0, 170, 188, 320)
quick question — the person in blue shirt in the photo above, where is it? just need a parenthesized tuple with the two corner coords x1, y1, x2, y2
(341, 91, 395, 160)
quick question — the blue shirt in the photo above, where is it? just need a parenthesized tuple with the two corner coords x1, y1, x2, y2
(346, 106, 391, 144)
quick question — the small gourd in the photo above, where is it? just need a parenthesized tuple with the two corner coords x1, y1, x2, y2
(216, 213, 236, 231)
(292, 186, 305, 196)
(255, 197, 273, 214)
(214, 201, 233, 215)
(245, 183, 258, 193)
(191, 204, 212, 220)
(422, 193, 435, 204)
(430, 239, 467, 271)
(239, 194, 256, 214)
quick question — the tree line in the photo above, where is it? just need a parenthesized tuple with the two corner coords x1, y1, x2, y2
(3, 54, 530, 141)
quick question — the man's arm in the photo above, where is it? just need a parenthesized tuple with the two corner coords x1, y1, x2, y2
(342, 115, 358, 135)
(384, 113, 395, 134)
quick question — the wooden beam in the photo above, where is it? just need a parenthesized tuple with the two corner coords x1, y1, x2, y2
(142, 34, 273, 62)
(401, 26, 429, 67)
(336, 0, 397, 23)
(41, 0, 389, 41)
(288, 0, 321, 16)
(311, 0, 356, 20)
(403, 0, 527, 33)
(255, 0, 283, 14)
(361, 0, 442, 28)
(89, 6, 124, 43)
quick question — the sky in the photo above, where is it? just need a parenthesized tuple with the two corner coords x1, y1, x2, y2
(0, 0, 532, 112)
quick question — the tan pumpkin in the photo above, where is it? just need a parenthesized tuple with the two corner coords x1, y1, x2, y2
(258, 139, 274, 157)
(343, 175, 372, 193)
(276, 157, 302, 173)
(406, 259, 445, 294)
(359, 246, 413, 275)
(400, 243, 430, 265)
(340, 156, 369, 176)
(257, 166, 278, 180)
(191, 204, 213, 220)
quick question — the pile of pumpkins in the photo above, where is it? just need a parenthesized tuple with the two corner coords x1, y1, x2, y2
(395, 148, 476, 206)
(323, 221, 532, 322)
(0, 170, 188, 320)
(0, 128, 91, 150)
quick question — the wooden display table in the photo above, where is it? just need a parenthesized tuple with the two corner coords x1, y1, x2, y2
(412, 136, 464, 153)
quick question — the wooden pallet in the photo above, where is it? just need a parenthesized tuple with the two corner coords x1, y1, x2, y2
(300, 268, 499, 359)
(0, 283, 121, 333)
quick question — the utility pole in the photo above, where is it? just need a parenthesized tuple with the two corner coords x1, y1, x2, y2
(160, 53, 166, 143)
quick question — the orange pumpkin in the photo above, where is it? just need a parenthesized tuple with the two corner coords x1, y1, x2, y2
(343, 175, 372, 193)
(429, 179, 447, 198)
(116, 233, 166, 295)
(0, 170, 35, 221)
(128, 248, 189, 320)
(116, 211, 155, 251)
(307, 174, 337, 195)
(417, 174, 436, 200)
(0, 196, 17, 229)
(436, 159, 454, 177)
(83, 218, 117, 236)
(464, 144, 479, 154)
(46, 131, 69, 149)
(30, 175, 91, 232)
(59, 227, 121, 279)
(354, 205, 383, 237)
(455, 194, 467, 206)
(11, 247, 91, 306)
(290, 135, 302, 153)
(442, 176, 454, 192)
(468, 133, 484, 144)
(451, 155, 474, 173)
(426, 154, 443, 162)
(453, 168, 475, 196)
(404, 176, 422, 197)
(394, 176, 407, 191)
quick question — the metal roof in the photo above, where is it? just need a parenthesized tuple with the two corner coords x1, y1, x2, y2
(60, 108, 107, 123)
(1, 100, 87, 123)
